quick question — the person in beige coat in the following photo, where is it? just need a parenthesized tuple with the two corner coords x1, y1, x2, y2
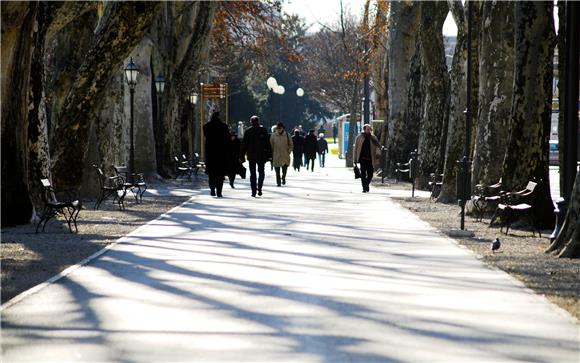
(353, 124, 381, 193)
(270, 122, 293, 186)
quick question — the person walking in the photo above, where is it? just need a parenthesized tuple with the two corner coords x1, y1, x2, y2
(332, 123, 338, 144)
(291, 130, 304, 171)
(270, 122, 293, 187)
(353, 124, 381, 193)
(317, 133, 329, 168)
(203, 111, 231, 198)
(228, 132, 242, 188)
(303, 129, 318, 172)
(241, 115, 271, 197)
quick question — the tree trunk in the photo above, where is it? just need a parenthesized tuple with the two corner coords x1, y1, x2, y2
(471, 1, 514, 188)
(404, 42, 422, 166)
(502, 1, 555, 227)
(1, 3, 37, 226)
(51, 2, 161, 189)
(158, 2, 217, 176)
(417, 1, 449, 189)
(547, 171, 580, 258)
(346, 81, 361, 167)
(385, 1, 420, 175)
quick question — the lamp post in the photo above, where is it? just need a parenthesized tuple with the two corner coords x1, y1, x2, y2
(457, 1, 473, 230)
(189, 89, 198, 160)
(154, 74, 165, 173)
(266, 77, 277, 129)
(124, 58, 139, 183)
(275, 85, 285, 123)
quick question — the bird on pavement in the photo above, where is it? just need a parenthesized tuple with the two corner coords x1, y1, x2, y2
(491, 238, 501, 252)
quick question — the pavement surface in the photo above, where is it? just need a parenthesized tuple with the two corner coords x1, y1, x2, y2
(2, 155, 579, 362)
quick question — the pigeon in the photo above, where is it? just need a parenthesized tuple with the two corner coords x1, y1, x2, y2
(491, 238, 501, 252)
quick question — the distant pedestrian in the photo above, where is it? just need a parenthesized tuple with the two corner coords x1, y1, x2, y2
(291, 130, 304, 171)
(317, 133, 329, 168)
(270, 122, 293, 187)
(353, 124, 381, 193)
(228, 132, 242, 188)
(203, 111, 231, 198)
(303, 129, 318, 172)
(241, 115, 271, 197)
(318, 124, 325, 137)
(332, 123, 338, 144)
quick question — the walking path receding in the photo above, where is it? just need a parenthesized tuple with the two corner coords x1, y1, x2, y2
(2, 155, 579, 362)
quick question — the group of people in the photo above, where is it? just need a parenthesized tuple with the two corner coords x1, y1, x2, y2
(290, 127, 329, 172)
(203, 111, 379, 198)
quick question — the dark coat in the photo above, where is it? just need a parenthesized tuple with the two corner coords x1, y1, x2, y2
(241, 125, 271, 163)
(303, 133, 318, 159)
(203, 119, 231, 175)
(317, 138, 329, 154)
(292, 135, 304, 155)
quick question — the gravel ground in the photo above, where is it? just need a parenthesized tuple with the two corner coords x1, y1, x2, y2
(1, 178, 203, 304)
(374, 181, 580, 321)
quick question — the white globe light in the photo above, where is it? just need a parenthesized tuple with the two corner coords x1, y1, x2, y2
(266, 77, 277, 90)
(296, 88, 304, 97)
(278, 85, 285, 95)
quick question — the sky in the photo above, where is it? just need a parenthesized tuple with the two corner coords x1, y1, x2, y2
(282, 0, 459, 36)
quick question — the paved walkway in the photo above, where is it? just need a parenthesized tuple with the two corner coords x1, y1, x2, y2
(2, 156, 579, 362)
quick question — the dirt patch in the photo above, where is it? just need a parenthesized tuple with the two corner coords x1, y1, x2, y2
(1, 179, 201, 304)
(383, 181, 580, 321)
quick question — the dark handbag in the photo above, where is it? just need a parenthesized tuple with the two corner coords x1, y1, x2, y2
(238, 164, 247, 179)
(354, 164, 361, 179)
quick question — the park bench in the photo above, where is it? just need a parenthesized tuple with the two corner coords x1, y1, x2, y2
(114, 165, 147, 203)
(428, 173, 444, 200)
(93, 164, 126, 210)
(174, 156, 194, 179)
(472, 179, 502, 222)
(183, 153, 204, 175)
(36, 178, 81, 233)
(493, 181, 541, 237)
(395, 161, 411, 183)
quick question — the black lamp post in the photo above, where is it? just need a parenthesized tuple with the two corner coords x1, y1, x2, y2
(457, 1, 473, 230)
(189, 89, 198, 159)
(124, 58, 139, 183)
(154, 74, 165, 173)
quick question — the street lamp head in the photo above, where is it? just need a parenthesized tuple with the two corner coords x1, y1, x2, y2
(155, 74, 165, 94)
(266, 76, 277, 90)
(296, 88, 304, 97)
(190, 90, 198, 105)
(277, 85, 285, 95)
(124, 57, 139, 89)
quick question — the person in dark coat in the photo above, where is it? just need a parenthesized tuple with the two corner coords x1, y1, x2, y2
(228, 132, 242, 188)
(303, 129, 318, 172)
(241, 115, 271, 197)
(203, 111, 231, 198)
(317, 133, 329, 168)
(332, 123, 338, 144)
(291, 130, 304, 171)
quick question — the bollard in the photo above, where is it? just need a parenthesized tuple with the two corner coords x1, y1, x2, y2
(409, 150, 419, 198)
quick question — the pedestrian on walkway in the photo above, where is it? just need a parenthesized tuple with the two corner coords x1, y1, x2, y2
(303, 129, 318, 172)
(203, 111, 231, 198)
(353, 124, 381, 193)
(270, 122, 293, 187)
(241, 115, 271, 197)
(292, 130, 304, 171)
(228, 132, 242, 188)
(317, 133, 329, 168)
(332, 123, 338, 144)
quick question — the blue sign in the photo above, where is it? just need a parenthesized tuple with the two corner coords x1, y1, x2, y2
(343, 122, 349, 156)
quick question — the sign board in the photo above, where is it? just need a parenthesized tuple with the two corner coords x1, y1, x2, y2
(202, 83, 227, 99)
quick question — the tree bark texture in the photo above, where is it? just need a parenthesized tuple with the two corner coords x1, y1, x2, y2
(471, 1, 514, 188)
(385, 1, 420, 175)
(51, 2, 161, 189)
(156, 1, 217, 176)
(439, 1, 481, 203)
(1, 3, 37, 225)
(502, 1, 555, 227)
(546, 171, 580, 258)
(417, 1, 449, 189)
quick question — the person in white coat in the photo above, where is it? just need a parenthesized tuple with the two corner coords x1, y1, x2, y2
(270, 122, 293, 186)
